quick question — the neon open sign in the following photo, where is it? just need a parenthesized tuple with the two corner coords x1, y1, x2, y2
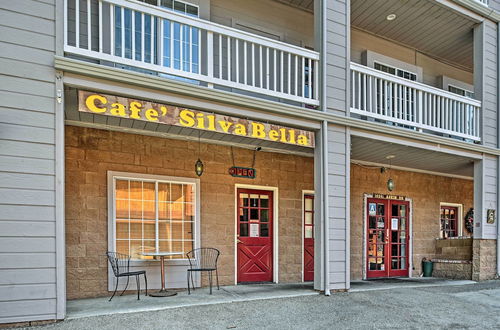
(228, 167, 256, 179)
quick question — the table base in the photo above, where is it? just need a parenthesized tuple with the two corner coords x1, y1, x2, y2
(149, 290, 178, 297)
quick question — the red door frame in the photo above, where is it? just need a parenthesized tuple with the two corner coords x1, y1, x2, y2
(303, 194, 314, 282)
(236, 188, 274, 283)
(366, 198, 410, 279)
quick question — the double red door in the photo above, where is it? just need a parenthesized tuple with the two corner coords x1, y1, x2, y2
(303, 195, 314, 281)
(237, 189, 273, 283)
(366, 198, 410, 278)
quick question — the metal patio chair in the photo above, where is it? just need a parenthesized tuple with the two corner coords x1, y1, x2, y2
(106, 251, 148, 301)
(186, 248, 220, 294)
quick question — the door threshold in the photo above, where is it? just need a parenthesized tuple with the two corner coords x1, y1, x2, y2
(238, 281, 275, 285)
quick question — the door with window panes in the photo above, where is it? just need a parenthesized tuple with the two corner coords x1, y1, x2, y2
(237, 189, 273, 283)
(366, 198, 410, 278)
(303, 194, 314, 281)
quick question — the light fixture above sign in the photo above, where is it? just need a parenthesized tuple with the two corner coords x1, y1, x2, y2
(386, 14, 397, 21)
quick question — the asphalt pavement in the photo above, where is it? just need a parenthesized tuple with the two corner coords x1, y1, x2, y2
(16, 280, 500, 330)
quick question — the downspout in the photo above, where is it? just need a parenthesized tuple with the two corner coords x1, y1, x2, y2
(496, 22, 500, 278)
(322, 121, 330, 295)
(320, 0, 330, 295)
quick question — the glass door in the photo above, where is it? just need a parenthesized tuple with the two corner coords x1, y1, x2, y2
(366, 198, 410, 278)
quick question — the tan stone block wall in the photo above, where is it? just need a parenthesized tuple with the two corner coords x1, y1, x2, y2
(435, 238, 472, 260)
(350, 164, 473, 280)
(472, 239, 498, 281)
(65, 126, 313, 299)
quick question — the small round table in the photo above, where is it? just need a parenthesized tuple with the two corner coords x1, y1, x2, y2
(141, 251, 184, 297)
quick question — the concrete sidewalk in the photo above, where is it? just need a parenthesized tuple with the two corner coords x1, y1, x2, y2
(67, 283, 317, 320)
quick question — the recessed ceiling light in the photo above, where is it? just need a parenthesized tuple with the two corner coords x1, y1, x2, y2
(386, 14, 397, 21)
(386, 155, 396, 160)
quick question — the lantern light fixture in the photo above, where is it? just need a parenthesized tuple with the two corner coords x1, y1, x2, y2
(194, 131, 204, 177)
(386, 13, 397, 21)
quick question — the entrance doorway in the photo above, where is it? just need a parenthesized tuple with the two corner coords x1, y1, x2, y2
(303, 194, 314, 281)
(366, 198, 410, 278)
(237, 189, 274, 283)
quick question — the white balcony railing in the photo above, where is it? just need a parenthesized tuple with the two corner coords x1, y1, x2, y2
(474, 0, 489, 6)
(350, 63, 481, 141)
(64, 0, 319, 106)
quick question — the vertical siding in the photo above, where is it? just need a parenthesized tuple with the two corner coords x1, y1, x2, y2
(0, 0, 58, 324)
(325, 0, 349, 115)
(483, 155, 498, 239)
(481, 21, 498, 148)
(327, 124, 349, 290)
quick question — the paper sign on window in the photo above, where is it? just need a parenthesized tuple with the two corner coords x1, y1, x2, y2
(369, 203, 376, 216)
(391, 218, 398, 230)
(250, 224, 259, 237)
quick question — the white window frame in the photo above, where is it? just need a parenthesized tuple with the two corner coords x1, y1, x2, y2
(439, 202, 464, 238)
(373, 61, 418, 82)
(362, 50, 423, 83)
(440, 76, 474, 99)
(107, 171, 201, 265)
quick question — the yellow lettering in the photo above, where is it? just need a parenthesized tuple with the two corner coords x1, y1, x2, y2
(160, 106, 168, 116)
(145, 108, 159, 122)
(269, 130, 279, 141)
(297, 135, 308, 146)
(279, 128, 287, 143)
(251, 122, 266, 138)
(218, 121, 233, 133)
(179, 109, 195, 127)
(289, 130, 296, 144)
(234, 123, 247, 136)
(206, 115, 216, 131)
(85, 94, 107, 113)
(129, 101, 142, 119)
(110, 103, 126, 117)
(196, 113, 205, 129)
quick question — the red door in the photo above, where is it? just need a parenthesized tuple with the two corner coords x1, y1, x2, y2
(237, 189, 273, 283)
(303, 194, 314, 281)
(366, 198, 410, 278)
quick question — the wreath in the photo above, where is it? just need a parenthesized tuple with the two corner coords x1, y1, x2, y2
(465, 208, 474, 234)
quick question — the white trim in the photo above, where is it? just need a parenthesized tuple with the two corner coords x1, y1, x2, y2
(234, 184, 279, 285)
(301, 190, 314, 282)
(362, 50, 423, 83)
(362, 194, 413, 280)
(439, 202, 465, 237)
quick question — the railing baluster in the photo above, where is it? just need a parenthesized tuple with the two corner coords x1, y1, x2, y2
(218, 34, 222, 79)
(314, 60, 319, 101)
(76, 0, 80, 48)
(169, 21, 173, 67)
(287, 53, 291, 94)
(351, 70, 355, 108)
(131, 9, 135, 60)
(110, 4, 114, 55)
(266, 47, 270, 90)
(181, 24, 185, 71)
(260, 46, 264, 88)
(280, 51, 284, 93)
(160, 18, 164, 66)
(362, 72, 366, 110)
(227, 36, 231, 81)
(274, 49, 277, 92)
(235, 39, 239, 83)
(251, 43, 255, 86)
(301, 57, 305, 97)
(243, 41, 247, 85)
(357, 70, 361, 109)
(120, 7, 124, 58)
(140, 13, 144, 62)
(99, 0, 103, 53)
(294, 55, 298, 96)
(87, 0, 91, 50)
(307, 58, 312, 100)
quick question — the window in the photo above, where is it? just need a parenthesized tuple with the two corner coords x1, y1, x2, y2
(374, 62, 417, 82)
(448, 85, 474, 99)
(113, 176, 196, 260)
(304, 195, 314, 239)
(440, 205, 459, 238)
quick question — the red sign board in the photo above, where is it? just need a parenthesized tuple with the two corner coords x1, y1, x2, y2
(229, 167, 256, 179)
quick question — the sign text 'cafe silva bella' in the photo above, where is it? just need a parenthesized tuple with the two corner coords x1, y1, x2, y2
(78, 91, 315, 148)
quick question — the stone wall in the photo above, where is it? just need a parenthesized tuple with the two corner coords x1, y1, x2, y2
(432, 238, 472, 280)
(65, 126, 314, 299)
(350, 164, 474, 280)
(472, 239, 498, 281)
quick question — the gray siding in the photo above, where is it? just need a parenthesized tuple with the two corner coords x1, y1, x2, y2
(325, 0, 349, 115)
(0, 0, 58, 324)
(327, 124, 349, 290)
(474, 155, 498, 239)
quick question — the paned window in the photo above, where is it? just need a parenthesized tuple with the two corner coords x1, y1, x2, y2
(440, 206, 458, 238)
(114, 176, 196, 260)
(448, 85, 474, 99)
(304, 195, 314, 239)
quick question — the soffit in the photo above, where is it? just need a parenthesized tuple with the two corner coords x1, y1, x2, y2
(351, 0, 476, 70)
(351, 136, 475, 177)
(271, 0, 314, 12)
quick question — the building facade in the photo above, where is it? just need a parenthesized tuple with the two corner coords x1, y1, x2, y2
(1, 0, 500, 324)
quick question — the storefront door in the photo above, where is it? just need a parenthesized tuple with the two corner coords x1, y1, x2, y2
(303, 194, 314, 281)
(237, 189, 273, 283)
(366, 198, 410, 278)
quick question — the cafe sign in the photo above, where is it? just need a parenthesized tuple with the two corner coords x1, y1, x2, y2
(78, 91, 315, 148)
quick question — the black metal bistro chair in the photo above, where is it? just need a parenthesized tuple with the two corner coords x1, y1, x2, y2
(186, 248, 220, 294)
(106, 252, 147, 301)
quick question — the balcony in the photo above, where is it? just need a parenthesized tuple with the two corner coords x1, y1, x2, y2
(350, 63, 481, 142)
(63, 0, 319, 106)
